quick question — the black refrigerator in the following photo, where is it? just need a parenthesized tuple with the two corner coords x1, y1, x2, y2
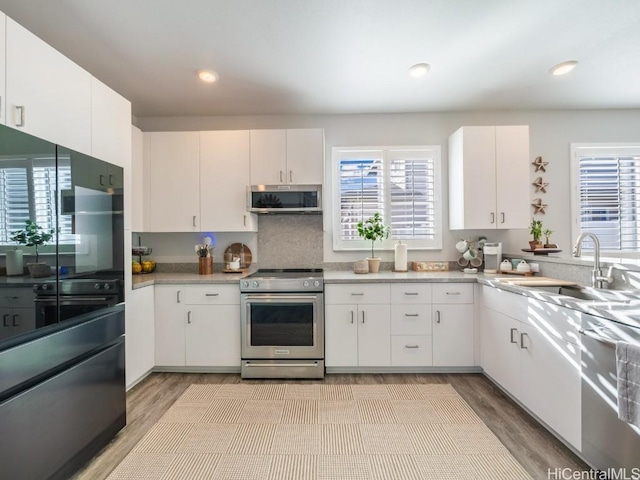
(0, 124, 126, 480)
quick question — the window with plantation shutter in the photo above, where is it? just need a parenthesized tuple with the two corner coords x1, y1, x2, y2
(571, 144, 640, 253)
(0, 167, 30, 243)
(333, 146, 442, 251)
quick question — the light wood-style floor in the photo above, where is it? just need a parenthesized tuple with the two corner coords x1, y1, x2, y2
(73, 373, 588, 479)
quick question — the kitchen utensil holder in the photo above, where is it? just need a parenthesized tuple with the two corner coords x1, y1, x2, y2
(198, 256, 213, 275)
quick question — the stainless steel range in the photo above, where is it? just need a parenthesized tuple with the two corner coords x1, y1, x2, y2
(240, 269, 324, 379)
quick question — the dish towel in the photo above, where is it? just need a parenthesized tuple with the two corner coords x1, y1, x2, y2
(616, 341, 640, 428)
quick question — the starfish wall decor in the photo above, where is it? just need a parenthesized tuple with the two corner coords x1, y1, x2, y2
(532, 156, 548, 172)
(532, 176, 549, 193)
(531, 198, 548, 214)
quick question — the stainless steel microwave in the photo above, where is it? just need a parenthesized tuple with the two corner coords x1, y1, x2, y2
(247, 184, 322, 214)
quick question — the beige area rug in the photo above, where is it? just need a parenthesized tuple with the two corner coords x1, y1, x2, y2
(107, 383, 532, 480)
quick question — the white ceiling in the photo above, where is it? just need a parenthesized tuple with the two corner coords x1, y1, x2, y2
(1, 0, 639, 118)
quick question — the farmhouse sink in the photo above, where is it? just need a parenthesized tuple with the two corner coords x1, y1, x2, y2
(527, 285, 639, 306)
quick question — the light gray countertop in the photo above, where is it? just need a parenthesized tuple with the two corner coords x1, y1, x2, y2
(323, 270, 480, 283)
(132, 271, 251, 289)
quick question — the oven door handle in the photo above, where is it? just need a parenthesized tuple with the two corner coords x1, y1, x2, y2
(36, 296, 113, 303)
(244, 361, 320, 368)
(244, 295, 319, 301)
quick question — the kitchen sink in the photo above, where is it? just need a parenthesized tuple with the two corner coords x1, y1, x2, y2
(528, 285, 637, 305)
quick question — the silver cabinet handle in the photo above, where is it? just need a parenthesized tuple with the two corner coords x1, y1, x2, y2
(361, 311, 365, 324)
(205, 293, 219, 297)
(99, 174, 106, 186)
(436, 310, 441, 323)
(404, 313, 419, 317)
(350, 292, 364, 296)
(350, 311, 354, 324)
(490, 212, 495, 224)
(279, 170, 283, 182)
(12, 314, 19, 327)
(445, 292, 461, 295)
(192, 216, 197, 227)
(3, 314, 9, 327)
(405, 345, 420, 349)
(510, 328, 518, 344)
(15, 105, 25, 127)
(501, 212, 505, 223)
(177, 290, 182, 303)
(520, 332, 529, 349)
(404, 292, 418, 296)
(243, 214, 247, 227)
(187, 311, 192, 324)
(289, 170, 293, 182)
(109, 174, 115, 186)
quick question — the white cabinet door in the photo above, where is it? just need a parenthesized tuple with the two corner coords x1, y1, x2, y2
(480, 306, 521, 398)
(250, 129, 286, 185)
(125, 286, 155, 388)
(286, 129, 324, 184)
(146, 132, 200, 231)
(0, 13, 6, 125)
(185, 305, 241, 366)
(6, 18, 91, 155)
(357, 305, 391, 366)
(199, 130, 257, 231)
(495, 126, 530, 229)
(325, 304, 358, 367)
(154, 286, 186, 366)
(519, 322, 581, 450)
(90, 77, 131, 167)
(432, 304, 474, 367)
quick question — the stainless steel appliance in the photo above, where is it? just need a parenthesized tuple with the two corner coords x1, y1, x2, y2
(482, 242, 502, 273)
(240, 269, 324, 378)
(580, 313, 640, 470)
(247, 184, 322, 214)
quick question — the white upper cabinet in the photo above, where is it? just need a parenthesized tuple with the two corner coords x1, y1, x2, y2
(199, 130, 257, 232)
(0, 13, 6, 125)
(449, 125, 530, 230)
(250, 128, 324, 185)
(131, 126, 144, 232)
(6, 18, 92, 155)
(146, 132, 200, 232)
(91, 77, 131, 167)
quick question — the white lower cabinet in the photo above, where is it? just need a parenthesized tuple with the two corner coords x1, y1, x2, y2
(125, 286, 155, 389)
(154, 285, 240, 368)
(480, 285, 581, 450)
(432, 283, 475, 367)
(325, 284, 391, 368)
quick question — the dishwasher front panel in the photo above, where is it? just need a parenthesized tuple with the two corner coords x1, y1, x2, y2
(581, 314, 640, 470)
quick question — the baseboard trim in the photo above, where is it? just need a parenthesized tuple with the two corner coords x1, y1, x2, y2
(126, 369, 153, 391)
(326, 366, 482, 374)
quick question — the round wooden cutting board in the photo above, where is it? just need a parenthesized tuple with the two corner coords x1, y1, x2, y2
(223, 243, 252, 269)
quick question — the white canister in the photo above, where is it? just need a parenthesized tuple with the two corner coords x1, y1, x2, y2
(394, 241, 408, 272)
(6, 249, 23, 276)
(500, 259, 513, 271)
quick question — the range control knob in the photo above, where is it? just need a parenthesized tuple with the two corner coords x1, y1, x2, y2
(252, 281, 259, 288)
(314, 280, 321, 288)
(42, 284, 49, 291)
(241, 281, 249, 288)
(104, 283, 111, 290)
(94, 283, 101, 290)
(303, 281, 310, 287)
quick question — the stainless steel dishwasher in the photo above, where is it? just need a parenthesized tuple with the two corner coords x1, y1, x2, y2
(580, 313, 640, 470)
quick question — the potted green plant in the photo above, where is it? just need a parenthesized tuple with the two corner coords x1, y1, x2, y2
(529, 218, 543, 250)
(543, 228, 556, 248)
(357, 212, 390, 273)
(10, 220, 55, 277)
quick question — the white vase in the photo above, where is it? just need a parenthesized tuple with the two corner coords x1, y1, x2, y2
(6, 249, 24, 276)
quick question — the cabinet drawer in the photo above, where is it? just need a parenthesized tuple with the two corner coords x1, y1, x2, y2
(390, 283, 432, 304)
(391, 336, 433, 367)
(432, 283, 473, 304)
(184, 285, 240, 305)
(391, 305, 431, 336)
(325, 284, 390, 305)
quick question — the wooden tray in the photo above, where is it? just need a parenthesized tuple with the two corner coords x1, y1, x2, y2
(223, 243, 252, 268)
(222, 268, 248, 274)
(521, 248, 562, 255)
(498, 270, 534, 277)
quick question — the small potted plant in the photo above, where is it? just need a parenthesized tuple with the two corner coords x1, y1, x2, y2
(10, 220, 55, 277)
(529, 218, 543, 250)
(357, 212, 390, 273)
(543, 228, 556, 248)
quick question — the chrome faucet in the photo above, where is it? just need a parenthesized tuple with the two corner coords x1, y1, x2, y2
(572, 232, 614, 289)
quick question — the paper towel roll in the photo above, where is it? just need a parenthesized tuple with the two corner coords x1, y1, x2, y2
(394, 241, 407, 272)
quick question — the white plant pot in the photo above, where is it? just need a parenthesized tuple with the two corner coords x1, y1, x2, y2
(6, 249, 24, 276)
(27, 262, 52, 278)
(366, 257, 381, 273)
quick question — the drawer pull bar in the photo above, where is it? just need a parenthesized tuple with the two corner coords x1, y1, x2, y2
(404, 292, 419, 296)
(245, 361, 319, 368)
(351, 293, 364, 296)
(205, 293, 219, 297)
(446, 292, 461, 295)
(405, 345, 420, 349)
(404, 313, 419, 317)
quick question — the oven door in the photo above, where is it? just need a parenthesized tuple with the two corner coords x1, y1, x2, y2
(35, 296, 119, 328)
(241, 293, 324, 359)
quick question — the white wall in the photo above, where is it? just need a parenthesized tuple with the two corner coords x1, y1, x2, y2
(137, 109, 640, 263)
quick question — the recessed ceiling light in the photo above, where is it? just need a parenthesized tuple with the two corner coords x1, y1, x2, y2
(197, 69, 218, 83)
(409, 63, 430, 78)
(549, 61, 578, 76)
